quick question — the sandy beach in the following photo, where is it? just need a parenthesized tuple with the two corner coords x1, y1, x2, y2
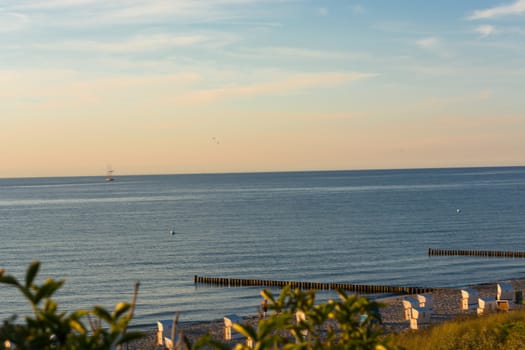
(125, 278, 525, 349)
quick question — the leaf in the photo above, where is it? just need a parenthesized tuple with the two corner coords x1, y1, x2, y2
(233, 323, 257, 339)
(34, 279, 64, 304)
(261, 289, 275, 304)
(112, 302, 131, 320)
(44, 298, 58, 313)
(69, 319, 87, 334)
(25, 261, 40, 288)
(0, 275, 20, 287)
(93, 306, 112, 323)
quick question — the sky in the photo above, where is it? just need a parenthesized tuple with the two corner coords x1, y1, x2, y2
(1, 0, 524, 178)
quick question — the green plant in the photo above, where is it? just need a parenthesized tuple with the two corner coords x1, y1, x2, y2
(1, 263, 398, 350)
(0, 261, 143, 350)
(194, 285, 398, 350)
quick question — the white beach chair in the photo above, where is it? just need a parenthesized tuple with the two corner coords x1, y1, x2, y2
(477, 297, 497, 316)
(460, 289, 479, 311)
(403, 298, 431, 330)
(296, 310, 309, 338)
(224, 314, 255, 348)
(409, 307, 430, 330)
(402, 300, 412, 321)
(157, 320, 178, 350)
(224, 314, 244, 341)
(497, 283, 514, 301)
(416, 294, 432, 309)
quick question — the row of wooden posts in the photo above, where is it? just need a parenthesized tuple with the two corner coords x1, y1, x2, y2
(194, 275, 434, 295)
(194, 249, 525, 295)
(428, 248, 525, 258)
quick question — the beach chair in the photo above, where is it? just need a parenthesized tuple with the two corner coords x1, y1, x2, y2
(224, 314, 255, 348)
(477, 297, 497, 316)
(157, 320, 179, 350)
(224, 314, 244, 341)
(296, 310, 309, 338)
(409, 307, 429, 330)
(402, 300, 412, 320)
(497, 283, 514, 301)
(416, 294, 432, 309)
(460, 289, 479, 311)
(403, 298, 431, 330)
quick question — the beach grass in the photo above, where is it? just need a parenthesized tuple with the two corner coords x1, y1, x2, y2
(390, 309, 525, 350)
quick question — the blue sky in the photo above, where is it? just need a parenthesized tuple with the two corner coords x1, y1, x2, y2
(1, 1, 524, 177)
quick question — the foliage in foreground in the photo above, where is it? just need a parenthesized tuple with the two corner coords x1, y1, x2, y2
(8, 261, 525, 350)
(1, 262, 400, 350)
(390, 310, 525, 350)
(191, 286, 398, 350)
(0, 262, 143, 350)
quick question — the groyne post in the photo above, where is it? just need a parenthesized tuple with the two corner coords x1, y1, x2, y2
(193, 276, 434, 295)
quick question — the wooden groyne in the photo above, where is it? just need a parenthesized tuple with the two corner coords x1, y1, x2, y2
(428, 248, 525, 258)
(194, 276, 434, 295)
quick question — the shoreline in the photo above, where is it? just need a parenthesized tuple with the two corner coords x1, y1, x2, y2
(126, 278, 525, 349)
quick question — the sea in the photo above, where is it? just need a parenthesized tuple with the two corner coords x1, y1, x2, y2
(1, 166, 525, 329)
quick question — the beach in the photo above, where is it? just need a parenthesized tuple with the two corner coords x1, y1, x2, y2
(125, 278, 525, 349)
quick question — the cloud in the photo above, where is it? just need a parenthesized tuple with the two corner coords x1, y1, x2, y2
(0, 10, 29, 32)
(175, 72, 378, 105)
(11, 0, 101, 10)
(422, 90, 493, 108)
(244, 47, 369, 60)
(416, 37, 439, 49)
(415, 37, 453, 58)
(468, 0, 525, 20)
(7, 0, 283, 26)
(0, 68, 201, 108)
(43, 34, 211, 53)
(475, 25, 496, 37)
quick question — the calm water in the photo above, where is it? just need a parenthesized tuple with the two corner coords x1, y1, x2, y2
(1, 167, 525, 328)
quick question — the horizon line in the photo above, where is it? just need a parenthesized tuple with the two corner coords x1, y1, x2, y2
(1, 164, 524, 180)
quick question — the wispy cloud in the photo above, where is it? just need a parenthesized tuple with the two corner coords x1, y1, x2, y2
(175, 72, 378, 105)
(0, 10, 29, 32)
(468, 0, 525, 20)
(7, 0, 282, 26)
(12, 0, 101, 10)
(38, 34, 211, 53)
(416, 37, 439, 49)
(0, 69, 201, 101)
(415, 37, 453, 58)
(422, 89, 493, 108)
(475, 25, 496, 37)
(243, 47, 369, 60)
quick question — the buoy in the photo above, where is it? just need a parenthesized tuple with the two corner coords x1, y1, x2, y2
(456, 209, 461, 214)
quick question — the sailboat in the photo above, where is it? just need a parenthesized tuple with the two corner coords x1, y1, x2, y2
(105, 167, 114, 182)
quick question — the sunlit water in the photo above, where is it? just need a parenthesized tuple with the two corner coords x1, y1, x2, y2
(1, 167, 525, 329)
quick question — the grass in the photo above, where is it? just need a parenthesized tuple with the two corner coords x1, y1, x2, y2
(389, 309, 525, 350)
